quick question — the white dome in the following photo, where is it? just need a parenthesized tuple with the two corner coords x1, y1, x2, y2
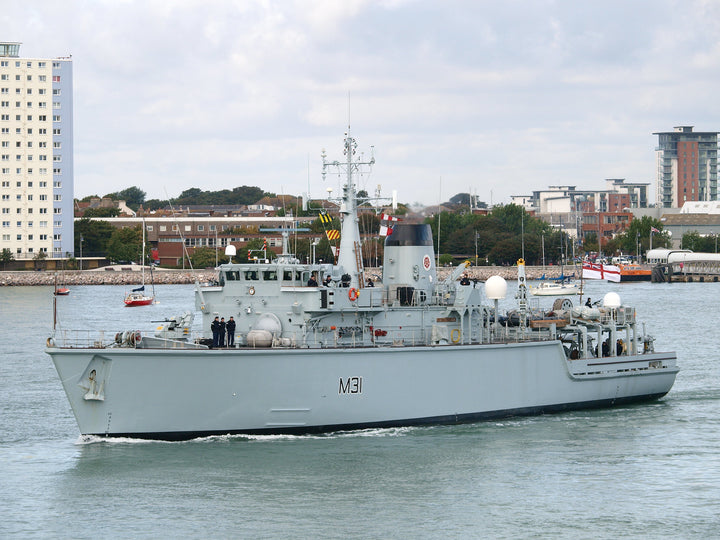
(603, 292, 622, 308)
(485, 275, 508, 300)
(225, 245, 237, 256)
(253, 313, 282, 334)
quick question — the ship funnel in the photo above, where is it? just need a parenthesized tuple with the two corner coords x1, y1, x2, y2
(382, 224, 436, 302)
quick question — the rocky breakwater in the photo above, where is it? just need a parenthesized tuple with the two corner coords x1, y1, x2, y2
(1, 264, 569, 287)
(436, 265, 567, 282)
(0, 268, 219, 287)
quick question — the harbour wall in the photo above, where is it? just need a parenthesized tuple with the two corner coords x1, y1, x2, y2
(0, 265, 567, 287)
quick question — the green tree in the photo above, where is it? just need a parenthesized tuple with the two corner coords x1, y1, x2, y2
(83, 207, 121, 218)
(106, 225, 142, 263)
(75, 218, 117, 257)
(0, 248, 14, 270)
(190, 247, 228, 268)
(103, 186, 146, 210)
(611, 216, 668, 257)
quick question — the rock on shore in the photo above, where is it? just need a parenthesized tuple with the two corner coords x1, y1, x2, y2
(0, 265, 568, 286)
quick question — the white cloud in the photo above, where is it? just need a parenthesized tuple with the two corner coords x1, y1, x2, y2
(4, 0, 720, 205)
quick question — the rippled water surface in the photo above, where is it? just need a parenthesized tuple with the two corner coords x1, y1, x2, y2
(1, 281, 718, 538)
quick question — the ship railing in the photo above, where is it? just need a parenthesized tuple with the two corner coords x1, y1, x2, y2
(598, 307, 636, 326)
(49, 329, 119, 349)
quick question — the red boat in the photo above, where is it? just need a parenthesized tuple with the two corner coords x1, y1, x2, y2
(124, 289, 154, 306)
(55, 287, 70, 296)
(123, 220, 156, 306)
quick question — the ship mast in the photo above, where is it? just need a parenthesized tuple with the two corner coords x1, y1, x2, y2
(322, 128, 375, 289)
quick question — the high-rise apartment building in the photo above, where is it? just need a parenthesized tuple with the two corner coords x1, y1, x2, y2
(654, 126, 718, 208)
(0, 42, 73, 261)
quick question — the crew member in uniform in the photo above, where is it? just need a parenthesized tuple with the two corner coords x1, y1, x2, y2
(585, 297, 592, 307)
(308, 273, 318, 287)
(460, 273, 471, 285)
(226, 316, 236, 347)
(219, 317, 226, 347)
(211, 316, 220, 348)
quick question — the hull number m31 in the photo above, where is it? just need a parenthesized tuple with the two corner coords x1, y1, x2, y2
(339, 376, 363, 394)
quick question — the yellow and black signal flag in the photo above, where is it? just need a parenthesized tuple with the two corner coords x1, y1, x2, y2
(326, 230, 340, 241)
(319, 211, 333, 224)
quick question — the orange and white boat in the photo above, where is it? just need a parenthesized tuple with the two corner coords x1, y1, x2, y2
(617, 263, 652, 282)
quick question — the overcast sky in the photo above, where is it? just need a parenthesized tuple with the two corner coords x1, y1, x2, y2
(4, 0, 720, 207)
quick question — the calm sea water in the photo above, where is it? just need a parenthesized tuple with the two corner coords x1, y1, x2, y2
(1, 280, 719, 539)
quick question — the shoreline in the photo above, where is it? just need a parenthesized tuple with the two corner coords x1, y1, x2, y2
(0, 265, 570, 287)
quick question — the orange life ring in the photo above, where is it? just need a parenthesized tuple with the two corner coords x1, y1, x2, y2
(348, 287, 359, 301)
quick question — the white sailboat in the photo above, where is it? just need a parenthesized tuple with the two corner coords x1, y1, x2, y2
(124, 220, 155, 306)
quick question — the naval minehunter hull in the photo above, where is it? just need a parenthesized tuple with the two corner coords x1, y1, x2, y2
(47, 341, 678, 440)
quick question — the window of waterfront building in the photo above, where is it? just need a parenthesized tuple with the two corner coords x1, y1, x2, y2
(1, 222, 8, 228)
(39, 208, 47, 214)
(52, 76, 60, 82)
(198, 225, 204, 231)
(160, 225, 166, 231)
(184, 225, 191, 232)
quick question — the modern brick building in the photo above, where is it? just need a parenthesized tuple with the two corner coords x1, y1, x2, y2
(654, 126, 718, 208)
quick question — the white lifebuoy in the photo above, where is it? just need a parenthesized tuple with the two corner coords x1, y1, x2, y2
(451, 328, 460, 343)
(348, 288, 359, 301)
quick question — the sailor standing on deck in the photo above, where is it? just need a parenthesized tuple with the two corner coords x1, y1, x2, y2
(211, 316, 220, 348)
(219, 317, 227, 347)
(226, 316, 236, 347)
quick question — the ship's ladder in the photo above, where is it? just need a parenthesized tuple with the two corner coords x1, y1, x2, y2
(354, 241, 365, 286)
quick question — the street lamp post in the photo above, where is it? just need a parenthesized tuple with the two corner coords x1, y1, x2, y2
(79, 235, 83, 271)
(474, 231, 478, 267)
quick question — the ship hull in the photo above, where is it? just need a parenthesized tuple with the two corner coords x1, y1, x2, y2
(48, 341, 678, 440)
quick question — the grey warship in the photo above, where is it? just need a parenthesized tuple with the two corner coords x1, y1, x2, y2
(46, 131, 679, 440)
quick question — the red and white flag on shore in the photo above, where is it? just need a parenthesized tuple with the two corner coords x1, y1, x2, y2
(582, 262, 621, 282)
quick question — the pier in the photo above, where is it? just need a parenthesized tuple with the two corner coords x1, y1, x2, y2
(651, 260, 720, 282)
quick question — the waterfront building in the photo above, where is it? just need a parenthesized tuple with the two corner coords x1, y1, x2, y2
(0, 42, 73, 261)
(654, 126, 718, 208)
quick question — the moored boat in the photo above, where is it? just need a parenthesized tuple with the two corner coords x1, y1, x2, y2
(123, 220, 155, 306)
(617, 263, 652, 282)
(46, 131, 678, 440)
